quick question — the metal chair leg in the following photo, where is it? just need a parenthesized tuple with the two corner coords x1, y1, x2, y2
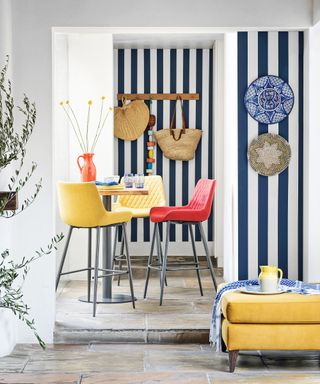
(189, 224, 203, 296)
(112, 225, 118, 271)
(198, 222, 218, 291)
(117, 230, 125, 286)
(160, 222, 170, 306)
(93, 227, 101, 317)
(122, 223, 135, 308)
(56, 226, 73, 291)
(143, 222, 157, 299)
(87, 228, 92, 302)
(156, 223, 167, 287)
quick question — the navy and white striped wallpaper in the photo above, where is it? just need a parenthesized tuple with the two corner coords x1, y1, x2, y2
(238, 32, 304, 280)
(114, 48, 214, 246)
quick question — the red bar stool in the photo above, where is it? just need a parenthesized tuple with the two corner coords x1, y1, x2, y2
(144, 178, 218, 305)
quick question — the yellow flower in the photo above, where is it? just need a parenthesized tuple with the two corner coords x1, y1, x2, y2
(65, 100, 70, 105)
(109, 106, 113, 111)
(101, 96, 106, 100)
(88, 100, 93, 105)
(59, 101, 64, 106)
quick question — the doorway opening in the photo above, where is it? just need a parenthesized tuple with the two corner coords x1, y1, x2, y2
(53, 29, 223, 343)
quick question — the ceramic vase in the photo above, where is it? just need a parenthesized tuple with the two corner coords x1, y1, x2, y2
(0, 309, 15, 357)
(77, 153, 96, 182)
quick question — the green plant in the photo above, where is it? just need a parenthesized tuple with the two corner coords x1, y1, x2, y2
(0, 57, 63, 348)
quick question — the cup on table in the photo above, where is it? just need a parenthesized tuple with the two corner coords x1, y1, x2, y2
(124, 173, 134, 188)
(135, 173, 145, 188)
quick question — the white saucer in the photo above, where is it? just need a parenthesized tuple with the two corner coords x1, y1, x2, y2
(239, 285, 289, 295)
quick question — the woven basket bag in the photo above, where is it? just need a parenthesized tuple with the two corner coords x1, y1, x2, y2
(114, 99, 149, 141)
(154, 96, 202, 161)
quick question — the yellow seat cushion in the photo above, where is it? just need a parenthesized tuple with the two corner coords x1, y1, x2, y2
(222, 292, 320, 324)
(113, 175, 166, 218)
(112, 204, 150, 218)
(222, 319, 320, 350)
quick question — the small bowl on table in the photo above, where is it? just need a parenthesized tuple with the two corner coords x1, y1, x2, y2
(104, 175, 120, 184)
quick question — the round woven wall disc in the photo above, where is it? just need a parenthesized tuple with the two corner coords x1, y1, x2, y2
(248, 133, 291, 176)
(114, 100, 149, 141)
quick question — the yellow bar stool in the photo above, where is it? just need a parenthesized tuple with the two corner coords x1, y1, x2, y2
(56, 182, 134, 316)
(112, 175, 166, 284)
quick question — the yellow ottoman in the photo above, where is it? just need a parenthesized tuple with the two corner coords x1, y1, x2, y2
(221, 291, 320, 372)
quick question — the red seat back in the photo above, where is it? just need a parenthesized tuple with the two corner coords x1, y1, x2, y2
(188, 179, 216, 220)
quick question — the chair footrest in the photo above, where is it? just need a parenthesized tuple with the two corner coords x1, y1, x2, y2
(147, 262, 209, 273)
(60, 267, 94, 276)
(97, 270, 129, 279)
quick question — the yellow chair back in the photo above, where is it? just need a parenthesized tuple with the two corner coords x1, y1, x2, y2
(116, 175, 166, 210)
(57, 182, 107, 227)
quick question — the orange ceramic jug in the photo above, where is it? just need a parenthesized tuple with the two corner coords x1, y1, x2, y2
(77, 153, 96, 182)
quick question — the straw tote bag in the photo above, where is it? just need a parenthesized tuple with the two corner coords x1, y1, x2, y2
(114, 99, 149, 141)
(154, 96, 202, 161)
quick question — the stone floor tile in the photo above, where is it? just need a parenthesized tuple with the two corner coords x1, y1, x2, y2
(146, 330, 209, 344)
(208, 373, 320, 383)
(80, 372, 209, 383)
(261, 353, 320, 371)
(56, 313, 146, 330)
(144, 349, 266, 373)
(146, 313, 211, 330)
(88, 343, 202, 352)
(0, 373, 80, 383)
(23, 348, 144, 373)
(54, 328, 146, 344)
(0, 353, 29, 373)
(55, 274, 215, 343)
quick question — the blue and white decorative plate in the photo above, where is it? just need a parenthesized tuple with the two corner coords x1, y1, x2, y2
(244, 75, 294, 124)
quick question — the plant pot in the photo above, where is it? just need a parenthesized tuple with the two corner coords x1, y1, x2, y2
(0, 191, 18, 210)
(77, 153, 96, 182)
(0, 308, 16, 357)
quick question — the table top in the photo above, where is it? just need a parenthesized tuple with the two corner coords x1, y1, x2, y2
(97, 186, 149, 196)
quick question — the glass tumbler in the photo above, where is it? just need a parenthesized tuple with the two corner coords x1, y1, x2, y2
(135, 173, 145, 188)
(124, 173, 134, 188)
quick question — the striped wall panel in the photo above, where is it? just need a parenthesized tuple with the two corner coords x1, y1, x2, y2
(114, 48, 214, 245)
(238, 32, 304, 280)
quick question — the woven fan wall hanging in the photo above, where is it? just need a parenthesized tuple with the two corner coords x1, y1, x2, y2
(114, 99, 149, 141)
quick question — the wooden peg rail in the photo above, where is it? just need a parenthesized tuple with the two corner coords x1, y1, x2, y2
(117, 93, 199, 101)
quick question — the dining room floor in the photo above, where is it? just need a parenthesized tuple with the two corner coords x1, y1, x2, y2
(1, 343, 320, 383)
(2, 261, 319, 383)
(55, 258, 223, 344)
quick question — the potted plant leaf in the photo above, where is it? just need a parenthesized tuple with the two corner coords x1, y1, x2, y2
(0, 57, 63, 356)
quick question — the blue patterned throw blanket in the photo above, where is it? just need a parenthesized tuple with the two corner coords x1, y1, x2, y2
(210, 279, 320, 352)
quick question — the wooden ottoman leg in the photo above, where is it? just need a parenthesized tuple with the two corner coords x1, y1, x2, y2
(228, 350, 239, 373)
(221, 336, 227, 353)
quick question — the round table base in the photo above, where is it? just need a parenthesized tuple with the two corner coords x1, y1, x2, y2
(79, 294, 137, 304)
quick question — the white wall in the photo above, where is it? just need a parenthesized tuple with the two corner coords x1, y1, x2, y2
(214, 39, 224, 269)
(304, 23, 320, 282)
(54, 33, 114, 278)
(4, 0, 316, 343)
(0, 0, 16, 355)
(12, 0, 314, 30)
(222, 33, 238, 282)
(313, 0, 320, 24)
